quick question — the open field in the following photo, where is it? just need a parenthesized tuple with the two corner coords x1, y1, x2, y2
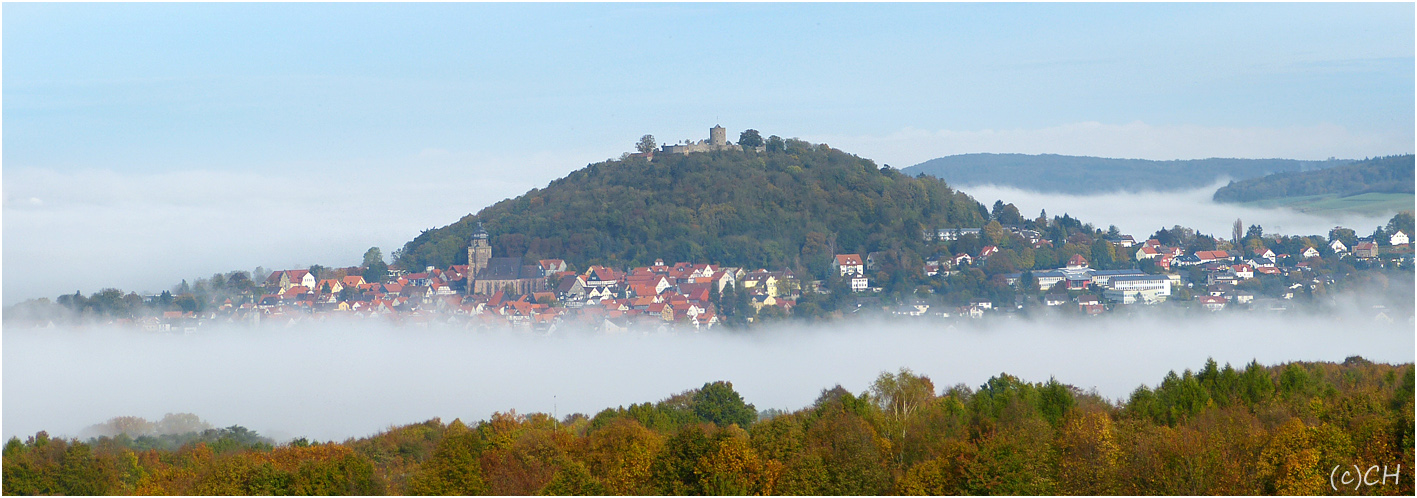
(1233, 192, 1414, 216)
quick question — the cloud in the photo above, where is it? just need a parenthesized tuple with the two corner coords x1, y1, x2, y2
(814, 121, 1414, 168)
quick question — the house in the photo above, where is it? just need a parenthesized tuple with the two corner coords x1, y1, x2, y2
(265, 270, 317, 293)
(1329, 239, 1348, 254)
(1107, 235, 1137, 248)
(951, 253, 974, 266)
(1195, 250, 1233, 264)
(1252, 248, 1276, 259)
(1354, 242, 1380, 259)
(1066, 254, 1089, 269)
(1076, 294, 1103, 314)
(930, 227, 982, 241)
(1135, 246, 1161, 260)
(850, 276, 869, 292)
(865, 252, 884, 271)
(316, 279, 344, 294)
(1391, 230, 1409, 246)
(1198, 295, 1228, 311)
(1231, 264, 1254, 280)
(923, 262, 942, 277)
(1232, 291, 1254, 304)
(833, 254, 864, 276)
(1043, 293, 1068, 306)
(978, 246, 1000, 260)
(539, 259, 568, 276)
(1301, 247, 1321, 259)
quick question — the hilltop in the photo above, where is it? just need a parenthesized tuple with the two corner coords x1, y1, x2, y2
(394, 138, 989, 278)
(1211, 154, 1415, 214)
(902, 153, 1349, 193)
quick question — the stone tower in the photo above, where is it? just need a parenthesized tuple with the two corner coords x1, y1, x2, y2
(467, 222, 492, 277)
(709, 125, 727, 146)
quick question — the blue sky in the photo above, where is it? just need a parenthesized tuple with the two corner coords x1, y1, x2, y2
(3, 3, 1414, 301)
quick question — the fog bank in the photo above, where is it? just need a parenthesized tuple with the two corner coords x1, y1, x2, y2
(957, 182, 1401, 239)
(1, 147, 605, 305)
(5, 312, 1411, 443)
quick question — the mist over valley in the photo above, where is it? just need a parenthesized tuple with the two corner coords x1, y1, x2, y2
(6, 306, 1411, 444)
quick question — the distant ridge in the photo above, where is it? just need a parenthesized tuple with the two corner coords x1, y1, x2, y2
(1212, 154, 1415, 203)
(902, 153, 1351, 194)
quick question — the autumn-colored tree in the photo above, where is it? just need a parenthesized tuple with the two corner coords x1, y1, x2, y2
(406, 419, 487, 495)
(583, 418, 662, 495)
(1053, 409, 1119, 495)
(693, 424, 779, 495)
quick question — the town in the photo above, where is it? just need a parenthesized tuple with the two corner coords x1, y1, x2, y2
(14, 210, 1413, 333)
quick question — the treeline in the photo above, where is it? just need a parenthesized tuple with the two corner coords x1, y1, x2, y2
(902, 153, 1349, 194)
(1213, 154, 1415, 203)
(6, 358, 1411, 495)
(394, 139, 988, 276)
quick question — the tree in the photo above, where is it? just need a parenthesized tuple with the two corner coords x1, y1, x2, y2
(1232, 219, 1243, 245)
(362, 247, 384, 268)
(738, 129, 763, 148)
(1385, 210, 1413, 238)
(636, 135, 657, 154)
(1328, 227, 1357, 247)
(407, 419, 486, 495)
(1245, 224, 1263, 240)
(692, 381, 756, 428)
(765, 135, 785, 153)
(362, 261, 388, 284)
(869, 368, 935, 465)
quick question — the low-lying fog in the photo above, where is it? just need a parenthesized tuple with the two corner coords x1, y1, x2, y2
(957, 182, 1403, 238)
(5, 310, 1411, 443)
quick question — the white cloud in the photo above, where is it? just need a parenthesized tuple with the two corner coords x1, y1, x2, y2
(814, 121, 1413, 167)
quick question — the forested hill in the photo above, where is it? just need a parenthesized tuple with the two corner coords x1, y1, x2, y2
(902, 153, 1349, 193)
(1212, 154, 1415, 203)
(394, 140, 989, 274)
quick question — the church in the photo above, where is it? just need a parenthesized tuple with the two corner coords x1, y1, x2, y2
(466, 223, 547, 295)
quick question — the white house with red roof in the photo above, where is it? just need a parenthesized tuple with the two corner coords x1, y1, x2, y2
(1066, 254, 1089, 269)
(834, 254, 864, 276)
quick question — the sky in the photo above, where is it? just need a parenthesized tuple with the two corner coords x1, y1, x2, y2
(4, 3, 1415, 302)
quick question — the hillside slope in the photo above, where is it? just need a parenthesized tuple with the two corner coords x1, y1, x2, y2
(394, 141, 989, 276)
(1212, 154, 1415, 203)
(902, 153, 1349, 193)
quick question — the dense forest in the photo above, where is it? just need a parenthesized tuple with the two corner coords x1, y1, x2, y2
(393, 139, 988, 274)
(5, 358, 1411, 495)
(902, 153, 1348, 194)
(1212, 155, 1416, 203)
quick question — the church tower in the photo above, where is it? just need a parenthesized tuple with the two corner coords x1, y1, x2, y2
(467, 222, 492, 277)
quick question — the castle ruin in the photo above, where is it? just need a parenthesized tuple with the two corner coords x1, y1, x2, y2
(658, 125, 766, 155)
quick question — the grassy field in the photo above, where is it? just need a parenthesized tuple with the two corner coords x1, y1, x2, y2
(1234, 192, 1414, 215)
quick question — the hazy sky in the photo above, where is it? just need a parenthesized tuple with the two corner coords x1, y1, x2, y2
(4, 3, 1414, 301)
